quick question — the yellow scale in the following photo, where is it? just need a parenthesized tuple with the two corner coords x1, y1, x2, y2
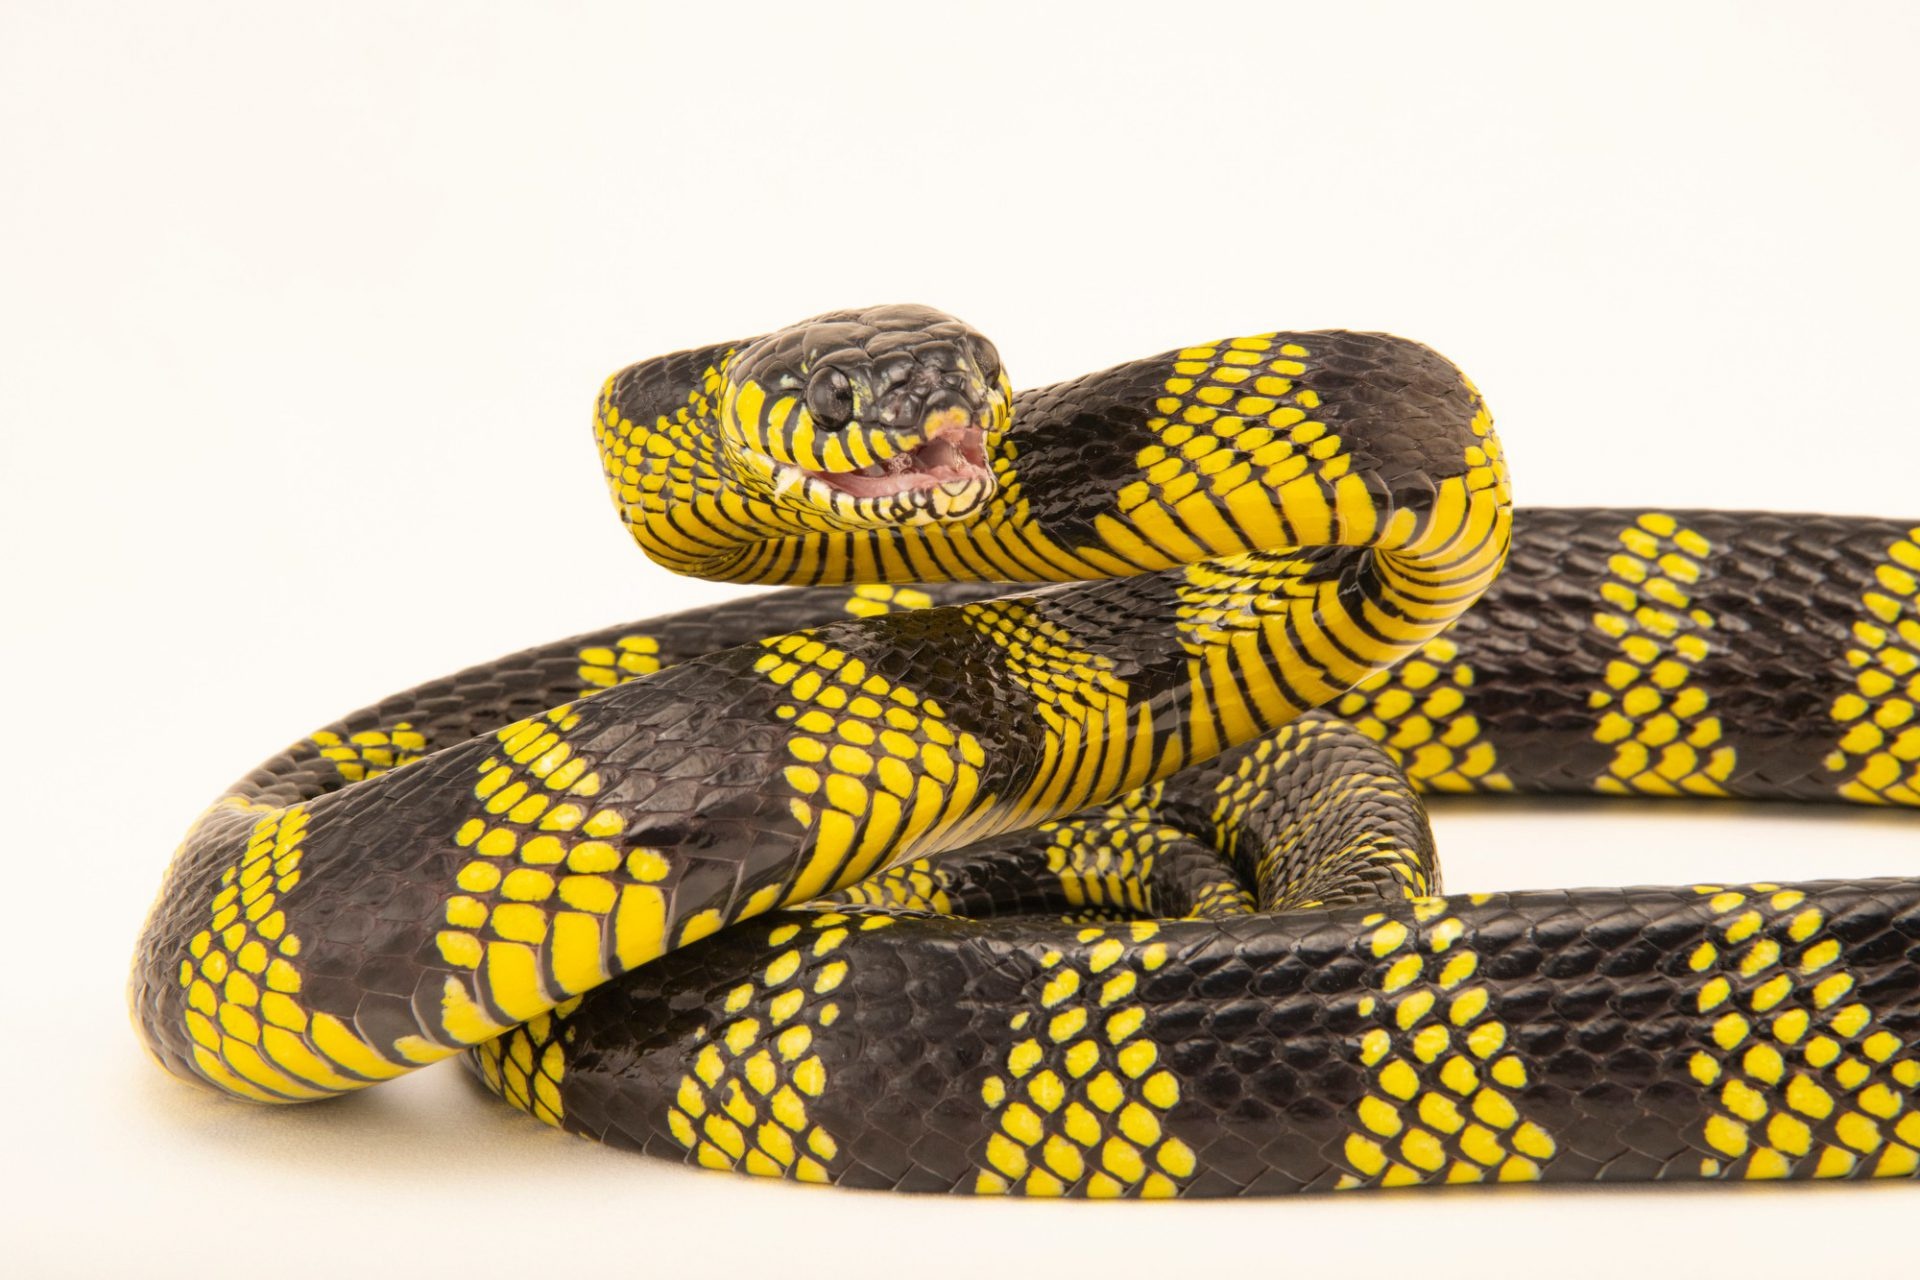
(661, 913, 891, 1180)
(476, 999, 578, 1129)
(590, 332, 1509, 1190)
(167, 326, 1523, 1202)
(832, 856, 956, 915)
(576, 635, 662, 699)
(1684, 884, 1920, 1179)
(1587, 513, 1737, 794)
(1336, 902, 1556, 1188)
(428, 704, 696, 1042)
(173, 801, 447, 1101)
(758, 632, 995, 905)
(975, 921, 1197, 1198)
(1827, 526, 1920, 804)
(1336, 637, 1514, 792)
(1035, 818, 1253, 919)
(1184, 721, 1432, 907)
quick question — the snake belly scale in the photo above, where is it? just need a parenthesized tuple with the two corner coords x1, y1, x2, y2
(130, 305, 1920, 1195)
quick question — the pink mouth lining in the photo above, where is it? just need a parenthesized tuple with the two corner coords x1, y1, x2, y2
(804, 425, 990, 499)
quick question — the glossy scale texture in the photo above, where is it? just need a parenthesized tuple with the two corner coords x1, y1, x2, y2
(131, 306, 1919, 1194)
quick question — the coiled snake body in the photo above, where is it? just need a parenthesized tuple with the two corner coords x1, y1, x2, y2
(132, 306, 1920, 1194)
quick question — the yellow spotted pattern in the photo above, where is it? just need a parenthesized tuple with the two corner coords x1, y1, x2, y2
(831, 857, 955, 914)
(663, 913, 889, 1181)
(1206, 727, 1430, 908)
(1686, 884, 1920, 1180)
(975, 922, 1197, 1197)
(960, 599, 1154, 824)
(434, 705, 676, 1040)
(1040, 819, 1251, 919)
(176, 800, 439, 1101)
(308, 723, 426, 784)
(1589, 513, 1736, 795)
(577, 635, 661, 698)
(1336, 637, 1513, 792)
(842, 583, 936, 618)
(597, 365, 743, 578)
(757, 632, 993, 905)
(601, 333, 1510, 854)
(1182, 874, 1259, 920)
(163, 327, 1517, 1143)
(475, 998, 579, 1129)
(1163, 550, 1353, 782)
(1337, 903, 1555, 1188)
(1122, 339, 1365, 562)
(1148, 378, 1509, 785)
(1826, 527, 1920, 805)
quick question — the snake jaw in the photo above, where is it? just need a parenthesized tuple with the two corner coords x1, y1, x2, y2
(754, 412, 997, 526)
(807, 414, 988, 493)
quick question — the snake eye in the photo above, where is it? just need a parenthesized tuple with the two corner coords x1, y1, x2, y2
(806, 367, 855, 430)
(970, 338, 1002, 385)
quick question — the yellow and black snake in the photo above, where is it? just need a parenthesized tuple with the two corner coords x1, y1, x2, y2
(131, 305, 1920, 1194)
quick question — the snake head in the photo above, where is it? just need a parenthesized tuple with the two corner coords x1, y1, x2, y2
(718, 304, 1011, 527)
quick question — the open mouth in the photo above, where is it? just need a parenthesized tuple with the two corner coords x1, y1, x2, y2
(804, 426, 989, 499)
(757, 416, 997, 523)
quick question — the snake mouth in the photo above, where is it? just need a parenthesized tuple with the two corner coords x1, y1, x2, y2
(763, 415, 997, 524)
(804, 425, 990, 498)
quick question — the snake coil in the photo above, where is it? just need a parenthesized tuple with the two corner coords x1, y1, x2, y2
(133, 305, 1920, 1195)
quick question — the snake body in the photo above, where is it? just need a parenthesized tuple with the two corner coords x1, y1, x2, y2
(131, 306, 1920, 1194)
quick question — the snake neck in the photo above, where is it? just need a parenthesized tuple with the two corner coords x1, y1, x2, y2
(600, 327, 1510, 596)
(595, 323, 1512, 803)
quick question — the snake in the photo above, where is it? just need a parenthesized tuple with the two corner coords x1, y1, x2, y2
(130, 304, 1920, 1195)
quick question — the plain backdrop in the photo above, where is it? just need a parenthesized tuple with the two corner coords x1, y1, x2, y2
(4, 2, 1918, 1275)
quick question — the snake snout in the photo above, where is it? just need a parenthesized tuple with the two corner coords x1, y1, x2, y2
(874, 377, 974, 431)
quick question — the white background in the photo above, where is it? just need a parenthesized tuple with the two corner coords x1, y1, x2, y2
(4, 2, 1917, 1275)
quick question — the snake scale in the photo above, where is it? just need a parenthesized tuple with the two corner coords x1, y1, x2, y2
(131, 305, 1920, 1195)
